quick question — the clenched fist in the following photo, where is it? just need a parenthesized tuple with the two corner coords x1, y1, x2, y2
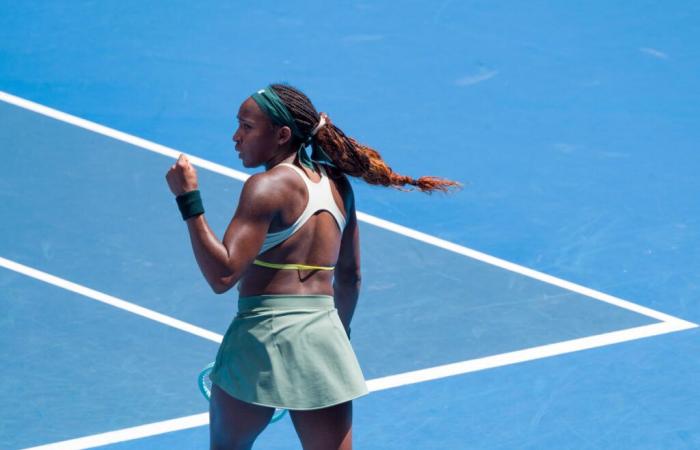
(166, 154, 199, 196)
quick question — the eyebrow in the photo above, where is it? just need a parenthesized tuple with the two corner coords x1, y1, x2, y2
(236, 115, 255, 124)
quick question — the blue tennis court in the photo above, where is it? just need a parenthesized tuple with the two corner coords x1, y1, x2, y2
(2, 2, 699, 449)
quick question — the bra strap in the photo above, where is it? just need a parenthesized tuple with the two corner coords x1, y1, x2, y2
(253, 259, 335, 271)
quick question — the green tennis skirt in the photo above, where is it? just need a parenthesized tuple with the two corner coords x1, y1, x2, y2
(209, 294, 368, 410)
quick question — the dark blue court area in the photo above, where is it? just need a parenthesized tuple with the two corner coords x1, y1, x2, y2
(2, 2, 699, 449)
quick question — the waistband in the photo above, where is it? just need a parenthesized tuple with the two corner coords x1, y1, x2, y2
(237, 294, 334, 312)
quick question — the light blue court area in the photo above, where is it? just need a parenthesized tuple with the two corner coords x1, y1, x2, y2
(1, 95, 695, 449)
(0, 269, 218, 450)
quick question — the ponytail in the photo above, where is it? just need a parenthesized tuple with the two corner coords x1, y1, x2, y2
(270, 83, 462, 194)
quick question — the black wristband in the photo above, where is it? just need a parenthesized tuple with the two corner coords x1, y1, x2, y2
(176, 190, 205, 221)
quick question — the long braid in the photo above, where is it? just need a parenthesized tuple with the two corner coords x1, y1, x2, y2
(270, 83, 462, 194)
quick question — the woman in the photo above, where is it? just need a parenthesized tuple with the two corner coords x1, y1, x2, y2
(166, 84, 460, 450)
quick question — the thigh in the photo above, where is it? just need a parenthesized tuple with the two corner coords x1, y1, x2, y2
(290, 401, 353, 450)
(209, 383, 275, 450)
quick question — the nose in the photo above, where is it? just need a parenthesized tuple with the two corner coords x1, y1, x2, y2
(232, 128, 241, 144)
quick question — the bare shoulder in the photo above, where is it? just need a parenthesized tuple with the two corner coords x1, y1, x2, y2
(241, 167, 297, 209)
(238, 170, 288, 211)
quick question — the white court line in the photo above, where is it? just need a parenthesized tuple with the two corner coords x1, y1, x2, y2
(0, 257, 223, 343)
(356, 213, 693, 324)
(22, 321, 697, 450)
(0, 91, 250, 182)
(4, 257, 698, 449)
(22, 413, 210, 450)
(364, 320, 696, 391)
(0, 257, 697, 450)
(0, 89, 691, 325)
(3, 90, 698, 448)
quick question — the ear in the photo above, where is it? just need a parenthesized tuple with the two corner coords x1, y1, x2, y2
(277, 126, 292, 147)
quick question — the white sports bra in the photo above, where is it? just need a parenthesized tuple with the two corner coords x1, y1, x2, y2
(257, 163, 346, 256)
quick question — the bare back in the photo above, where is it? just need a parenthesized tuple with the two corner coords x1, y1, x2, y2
(237, 163, 355, 296)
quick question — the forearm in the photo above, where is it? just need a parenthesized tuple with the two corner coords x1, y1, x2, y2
(185, 214, 235, 292)
(333, 279, 360, 332)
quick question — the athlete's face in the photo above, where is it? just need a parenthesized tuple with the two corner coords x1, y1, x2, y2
(232, 98, 291, 168)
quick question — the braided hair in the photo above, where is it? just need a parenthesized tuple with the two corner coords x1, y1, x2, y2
(270, 83, 462, 194)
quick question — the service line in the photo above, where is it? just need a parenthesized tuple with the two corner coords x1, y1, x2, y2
(0, 90, 692, 325)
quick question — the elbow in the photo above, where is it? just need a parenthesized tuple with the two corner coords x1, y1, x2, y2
(209, 275, 238, 295)
(334, 271, 362, 288)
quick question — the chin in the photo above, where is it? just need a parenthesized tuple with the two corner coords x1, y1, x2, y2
(237, 154, 249, 167)
(241, 159, 261, 169)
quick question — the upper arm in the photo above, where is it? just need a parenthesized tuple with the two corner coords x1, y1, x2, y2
(220, 174, 278, 283)
(335, 177, 361, 283)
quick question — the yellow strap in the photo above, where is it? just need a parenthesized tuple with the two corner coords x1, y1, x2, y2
(253, 259, 335, 271)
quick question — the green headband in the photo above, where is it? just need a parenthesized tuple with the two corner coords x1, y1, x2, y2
(251, 85, 336, 170)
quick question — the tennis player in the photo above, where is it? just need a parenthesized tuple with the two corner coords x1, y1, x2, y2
(166, 83, 460, 450)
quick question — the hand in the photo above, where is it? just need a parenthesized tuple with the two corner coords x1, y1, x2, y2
(166, 154, 199, 196)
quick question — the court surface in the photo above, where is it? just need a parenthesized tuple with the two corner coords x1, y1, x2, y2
(2, 2, 699, 449)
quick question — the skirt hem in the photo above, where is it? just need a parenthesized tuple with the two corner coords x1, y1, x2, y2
(212, 380, 369, 411)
